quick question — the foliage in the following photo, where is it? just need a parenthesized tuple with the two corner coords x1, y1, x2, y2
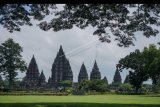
(142, 84, 152, 93)
(118, 49, 148, 93)
(111, 82, 122, 88)
(60, 80, 73, 87)
(39, 4, 160, 47)
(78, 80, 90, 92)
(0, 38, 27, 90)
(118, 44, 160, 93)
(102, 76, 108, 85)
(79, 80, 109, 93)
(1, 4, 160, 47)
(0, 4, 56, 32)
(152, 78, 160, 93)
(143, 44, 160, 85)
(119, 83, 133, 93)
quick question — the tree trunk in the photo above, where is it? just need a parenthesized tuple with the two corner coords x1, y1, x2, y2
(135, 87, 139, 94)
(8, 69, 13, 91)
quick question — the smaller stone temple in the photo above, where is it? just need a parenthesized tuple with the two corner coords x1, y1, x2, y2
(124, 75, 129, 84)
(90, 60, 101, 80)
(22, 55, 46, 89)
(78, 62, 88, 83)
(112, 65, 122, 84)
(38, 70, 46, 87)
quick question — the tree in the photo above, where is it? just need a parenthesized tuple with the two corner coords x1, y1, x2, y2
(102, 76, 108, 85)
(60, 80, 72, 87)
(1, 4, 160, 47)
(0, 75, 3, 90)
(118, 49, 148, 93)
(152, 77, 160, 93)
(79, 80, 108, 92)
(119, 83, 132, 94)
(0, 38, 27, 90)
(78, 80, 90, 92)
(0, 4, 57, 33)
(148, 57, 160, 85)
(118, 44, 160, 93)
(143, 44, 160, 85)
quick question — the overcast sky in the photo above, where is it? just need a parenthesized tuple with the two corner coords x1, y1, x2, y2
(0, 5, 160, 84)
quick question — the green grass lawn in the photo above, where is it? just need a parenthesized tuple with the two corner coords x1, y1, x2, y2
(0, 95, 160, 107)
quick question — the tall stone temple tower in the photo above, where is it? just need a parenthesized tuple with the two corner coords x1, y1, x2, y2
(78, 63, 88, 83)
(112, 65, 122, 84)
(50, 45, 73, 87)
(24, 55, 40, 88)
(90, 60, 101, 80)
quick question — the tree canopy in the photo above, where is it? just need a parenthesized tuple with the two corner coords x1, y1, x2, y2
(118, 44, 160, 93)
(143, 44, 160, 85)
(1, 4, 160, 47)
(118, 49, 149, 93)
(0, 38, 27, 90)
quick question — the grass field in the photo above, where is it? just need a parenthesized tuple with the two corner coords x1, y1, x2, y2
(0, 95, 160, 107)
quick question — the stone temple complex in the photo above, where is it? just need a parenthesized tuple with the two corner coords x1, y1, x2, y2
(22, 45, 124, 89)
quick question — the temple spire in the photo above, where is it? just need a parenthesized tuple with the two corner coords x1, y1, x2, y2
(112, 66, 122, 84)
(90, 60, 101, 80)
(51, 45, 73, 87)
(38, 70, 46, 87)
(59, 45, 64, 56)
(24, 55, 40, 88)
(94, 60, 98, 69)
(78, 62, 88, 83)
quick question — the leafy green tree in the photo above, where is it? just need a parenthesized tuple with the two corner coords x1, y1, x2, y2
(152, 77, 160, 93)
(79, 80, 108, 92)
(142, 84, 152, 93)
(119, 83, 132, 93)
(143, 44, 160, 85)
(79, 80, 91, 92)
(102, 76, 108, 85)
(0, 38, 27, 90)
(118, 49, 148, 93)
(60, 80, 72, 87)
(1, 4, 160, 47)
